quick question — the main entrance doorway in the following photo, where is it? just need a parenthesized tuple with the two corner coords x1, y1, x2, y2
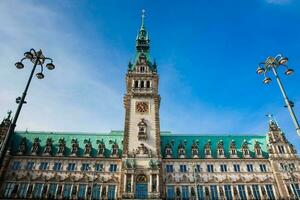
(135, 175, 148, 199)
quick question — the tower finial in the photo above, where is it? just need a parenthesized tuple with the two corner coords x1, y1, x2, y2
(141, 9, 145, 29)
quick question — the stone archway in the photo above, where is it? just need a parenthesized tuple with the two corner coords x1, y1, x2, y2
(135, 174, 148, 199)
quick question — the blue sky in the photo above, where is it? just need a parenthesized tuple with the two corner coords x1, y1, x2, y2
(0, 0, 300, 151)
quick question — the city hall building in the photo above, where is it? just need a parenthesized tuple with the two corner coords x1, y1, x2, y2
(0, 14, 299, 200)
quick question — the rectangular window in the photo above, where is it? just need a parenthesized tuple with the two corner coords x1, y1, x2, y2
(224, 185, 233, 200)
(63, 184, 72, 198)
(252, 185, 261, 200)
(81, 163, 90, 171)
(11, 161, 21, 170)
(26, 161, 35, 170)
(234, 164, 240, 172)
(278, 145, 285, 154)
(92, 185, 101, 200)
(265, 185, 276, 200)
(67, 163, 76, 171)
(181, 186, 189, 200)
(18, 183, 29, 198)
(246, 164, 253, 172)
(238, 185, 247, 200)
(33, 183, 44, 199)
(39, 162, 48, 170)
(109, 164, 117, 172)
(195, 164, 201, 172)
(166, 186, 175, 200)
(166, 165, 174, 173)
(95, 163, 104, 172)
(210, 185, 218, 200)
(259, 164, 267, 172)
(180, 165, 187, 173)
(291, 183, 300, 198)
(78, 184, 87, 199)
(107, 185, 116, 200)
(207, 164, 214, 172)
(220, 164, 227, 172)
(48, 183, 57, 199)
(53, 162, 62, 171)
(197, 185, 205, 200)
(4, 182, 15, 198)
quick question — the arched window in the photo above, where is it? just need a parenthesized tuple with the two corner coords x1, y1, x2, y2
(141, 81, 144, 88)
(140, 66, 145, 72)
(146, 81, 150, 88)
(134, 81, 139, 88)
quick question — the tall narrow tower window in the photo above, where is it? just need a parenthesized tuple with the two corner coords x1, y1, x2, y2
(146, 81, 150, 88)
(141, 81, 144, 88)
(134, 80, 139, 88)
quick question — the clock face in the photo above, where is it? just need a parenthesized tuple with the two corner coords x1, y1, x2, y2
(136, 101, 149, 113)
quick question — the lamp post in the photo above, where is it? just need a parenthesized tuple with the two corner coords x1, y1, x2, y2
(0, 49, 55, 164)
(256, 54, 300, 136)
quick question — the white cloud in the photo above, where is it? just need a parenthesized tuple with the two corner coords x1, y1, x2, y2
(266, 0, 292, 5)
(0, 1, 124, 132)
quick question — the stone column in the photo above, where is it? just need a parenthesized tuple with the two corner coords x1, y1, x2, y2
(124, 174, 127, 193)
(131, 174, 134, 193)
(157, 174, 159, 192)
(149, 174, 152, 193)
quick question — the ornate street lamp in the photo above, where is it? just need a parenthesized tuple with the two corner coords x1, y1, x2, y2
(257, 54, 300, 136)
(0, 49, 55, 165)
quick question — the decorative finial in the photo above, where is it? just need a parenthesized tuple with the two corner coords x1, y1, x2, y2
(141, 9, 145, 29)
(266, 113, 274, 121)
(6, 110, 12, 120)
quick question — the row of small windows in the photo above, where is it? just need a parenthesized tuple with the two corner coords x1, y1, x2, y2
(166, 184, 278, 200)
(10, 161, 118, 172)
(165, 164, 268, 173)
(133, 80, 151, 88)
(2, 182, 117, 200)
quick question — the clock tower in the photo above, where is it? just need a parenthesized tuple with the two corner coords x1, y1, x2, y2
(122, 11, 162, 199)
(123, 11, 161, 158)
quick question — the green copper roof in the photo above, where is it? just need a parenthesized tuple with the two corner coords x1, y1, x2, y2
(128, 11, 157, 72)
(9, 130, 269, 159)
(160, 133, 269, 159)
(10, 131, 124, 157)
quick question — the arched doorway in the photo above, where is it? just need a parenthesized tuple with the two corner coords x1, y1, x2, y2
(135, 174, 148, 199)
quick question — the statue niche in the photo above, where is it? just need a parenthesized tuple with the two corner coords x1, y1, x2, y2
(138, 118, 147, 140)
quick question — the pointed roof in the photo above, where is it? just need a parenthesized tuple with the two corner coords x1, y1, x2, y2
(129, 10, 157, 72)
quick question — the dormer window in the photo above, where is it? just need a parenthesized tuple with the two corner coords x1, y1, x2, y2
(217, 140, 225, 158)
(43, 137, 53, 156)
(204, 140, 212, 158)
(138, 119, 147, 140)
(191, 140, 199, 158)
(140, 66, 145, 72)
(111, 143, 119, 157)
(230, 140, 237, 158)
(84, 139, 92, 157)
(71, 138, 79, 156)
(178, 142, 186, 158)
(165, 143, 173, 158)
(18, 137, 27, 155)
(242, 140, 250, 158)
(57, 137, 66, 156)
(254, 140, 263, 158)
(97, 140, 105, 157)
